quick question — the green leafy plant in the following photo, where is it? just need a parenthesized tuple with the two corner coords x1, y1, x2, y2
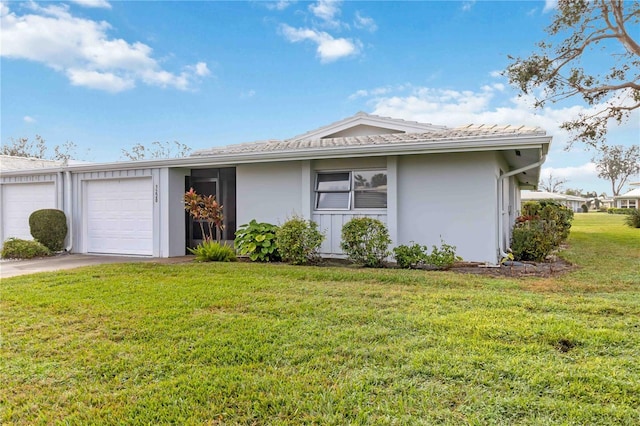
(511, 218, 554, 262)
(624, 209, 640, 228)
(188, 240, 236, 262)
(425, 240, 462, 270)
(608, 208, 634, 215)
(522, 200, 574, 246)
(393, 243, 426, 269)
(28, 209, 67, 251)
(393, 239, 461, 270)
(234, 220, 280, 262)
(276, 216, 325, 265)
(1, 238, 51, 259)
(184, 188, 224, 242)
(340, 217, 391, 267)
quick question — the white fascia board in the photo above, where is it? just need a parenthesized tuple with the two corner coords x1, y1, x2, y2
(0, 135, 550, 177)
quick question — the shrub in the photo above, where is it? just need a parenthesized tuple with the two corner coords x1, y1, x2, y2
(608, 208, 634, 215)
(340, 217, 391, 267)
(425, 240, 461, 269)
(580, 204, 589, 213)
(511, 219, 554, 262)
(29, 209, 67, 251)
(393, 242, 426, 269)
(393, 240, 461, 270)
(521, 200, 574, 247)
(1, 238, 51, 259)
(188, 240, 236, 262)
(276, 216, 325, 265)
(234, 220, 280, 262)
(624, 209, 640, 228)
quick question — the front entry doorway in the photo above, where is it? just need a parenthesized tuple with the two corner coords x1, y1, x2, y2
(186, 168, 236, 249)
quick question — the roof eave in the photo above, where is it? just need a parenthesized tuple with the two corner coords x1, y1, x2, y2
(0, 135, 551, 177)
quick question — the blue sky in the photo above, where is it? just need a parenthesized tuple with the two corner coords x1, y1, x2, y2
(1, 0, 638, 195)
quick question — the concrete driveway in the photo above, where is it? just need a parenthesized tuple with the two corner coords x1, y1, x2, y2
(1, 254, 192, 279)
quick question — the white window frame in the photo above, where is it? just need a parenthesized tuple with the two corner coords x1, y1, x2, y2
(314, 169, 387, 211)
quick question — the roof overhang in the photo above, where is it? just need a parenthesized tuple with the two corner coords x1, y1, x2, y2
(0, 134, 551, 177)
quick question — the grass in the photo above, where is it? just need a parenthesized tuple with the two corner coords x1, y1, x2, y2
(1, 213, 639, 424)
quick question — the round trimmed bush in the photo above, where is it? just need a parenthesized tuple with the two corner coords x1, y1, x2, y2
(276, 216, 325, 265)
(29, 209, 68, 252)
(340, 217, 391, 267)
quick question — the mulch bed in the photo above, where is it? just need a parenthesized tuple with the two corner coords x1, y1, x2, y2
(312, 256, 577, 278)
(449, 257, 577, 278)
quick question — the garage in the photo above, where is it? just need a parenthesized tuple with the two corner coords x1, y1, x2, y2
(1, 182, 57, 243)
(85, 177, 153, 256)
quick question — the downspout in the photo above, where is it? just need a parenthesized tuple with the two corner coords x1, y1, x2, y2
(65, 170, 73, 252)
(497, 154, 546, 259)
(57, 172, 64, 210)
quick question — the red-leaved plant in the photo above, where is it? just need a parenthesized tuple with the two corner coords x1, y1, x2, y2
(184, 188, 224, 242)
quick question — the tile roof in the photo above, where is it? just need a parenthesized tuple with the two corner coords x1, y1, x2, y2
(0, 155, 63, 172)
(192, 124, 546, 157)
(616, 187, 640, 198)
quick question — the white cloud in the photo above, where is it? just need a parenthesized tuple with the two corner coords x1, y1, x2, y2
(280, 24, 360, 63)
(240, 89, 256, 99)
(23, 116, 36, 123)
(541, 163, 598, 181)
(69, 0, 112, 9)
(543, 0, 558, 13)
(309, 0, 341, 26)
(489, 70, 502, 78)
(354, 11, 377, 32)
(462, 1, 476, 12)
(265, 1, 296, 11)
(67, 68, 134, 92)
(0, 3, 209, 92)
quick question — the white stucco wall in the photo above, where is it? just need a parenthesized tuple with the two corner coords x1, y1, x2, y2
(236, 161, 304, 226)
(161, 168, 189, 257)
(397, 152, 500, 264)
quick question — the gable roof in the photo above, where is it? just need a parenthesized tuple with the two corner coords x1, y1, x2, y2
(288, 112, 445, 141)
(192, 123, 548, 157)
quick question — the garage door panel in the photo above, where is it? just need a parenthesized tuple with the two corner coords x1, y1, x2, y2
(86, 178, 153, 256)
(2, 183, 57, 241)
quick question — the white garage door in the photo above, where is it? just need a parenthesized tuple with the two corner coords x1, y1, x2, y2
(85, 178, 153, 255)
(1, 182, 57, 242)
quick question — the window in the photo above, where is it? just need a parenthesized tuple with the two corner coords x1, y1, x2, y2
(315, 170, 387, 210)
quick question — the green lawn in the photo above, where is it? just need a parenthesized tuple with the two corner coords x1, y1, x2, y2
(1, 213, 639, 425)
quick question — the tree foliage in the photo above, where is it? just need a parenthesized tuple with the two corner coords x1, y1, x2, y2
(506, 0, 640, 148)
(1, 135, 77, 163)
(121, 141, 191, 160)
(594, 144, 640, 196)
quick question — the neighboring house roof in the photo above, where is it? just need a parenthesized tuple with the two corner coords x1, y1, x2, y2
(0, 155, 63, 172)
(615, 187, 640, 199)
(521, 190, 587, 203)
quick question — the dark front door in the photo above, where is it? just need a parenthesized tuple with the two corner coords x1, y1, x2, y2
(186, 168, 236, 249)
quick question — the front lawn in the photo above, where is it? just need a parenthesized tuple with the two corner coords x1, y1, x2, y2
(1, 213, 639, 424)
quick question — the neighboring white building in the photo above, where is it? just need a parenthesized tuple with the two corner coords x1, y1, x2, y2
(521, 190, 588, 212)
(615, 182, 640, 209)
(0, 113, 552, 264)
